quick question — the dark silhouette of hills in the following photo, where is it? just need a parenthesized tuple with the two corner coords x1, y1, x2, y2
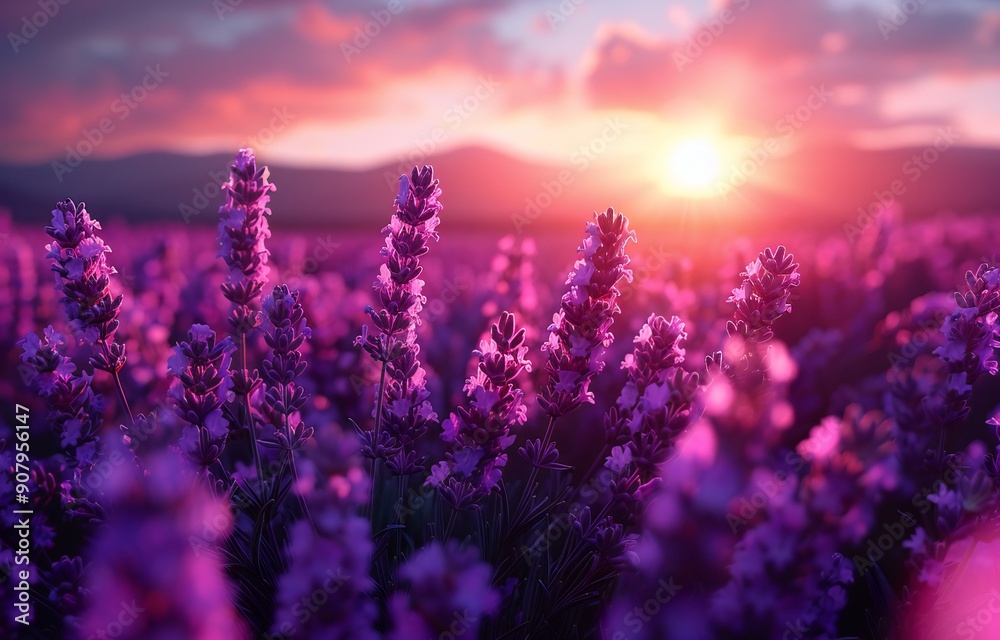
(1, 144, 997, 233)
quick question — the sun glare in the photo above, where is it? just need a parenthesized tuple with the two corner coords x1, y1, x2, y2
(662, 138, 722, 198)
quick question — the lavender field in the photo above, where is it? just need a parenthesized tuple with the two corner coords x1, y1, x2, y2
(1, 148, 1000, 639)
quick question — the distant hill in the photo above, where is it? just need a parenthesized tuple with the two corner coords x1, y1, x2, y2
(1, 144, 997, 233)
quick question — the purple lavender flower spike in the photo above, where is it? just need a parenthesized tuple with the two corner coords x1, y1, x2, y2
(19, 326, 105, 469)
(79, 449, 245, 639)
(929, 263, 1000, 427)
(427, 311, 532, 509)
(934, 264, 1000, 372)
(44, 199, 123, 349)
(356, 165, 443, 475)
(218, 148, 274, 335)
(167, 324, 235, 470)
(387, 542, 500, 640)
(709, 245, 800, 384)
(538, 207, 636, 418)
(217, 148, 275, 485)
(258, 285, 314, 454)
(607, 314, 701, 482)
(44, 199, 132, 423)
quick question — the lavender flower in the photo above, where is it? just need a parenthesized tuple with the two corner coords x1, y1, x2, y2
(167, 324, 235, 470)
(709, 245, 800, 385)
(538, 207, 636, 418)
(79, 449, 245, 640)
(217, 148, 274, 336)
(48, 555, 89, 623)
(44, 200, 123, 352)
(44, 199, 132, 423)
(217, 148, 275, 485)
(710, 488, 850, 639)
(272, 429, 377, 639)
(356, 165, 443, 475)
(387, 542, 500, 640)
(607, 314, 701, 482)
(929, 263, 1000, 427)
(427, 311, 531, 509)
(479, 235, 542, 353)
(258, 285, 314, 455)
(273, 518, 378, 640)
(712, 407, 892, 639)
(19, 326, 104, 468)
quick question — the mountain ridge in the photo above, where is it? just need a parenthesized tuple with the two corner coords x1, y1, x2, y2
(1, 144, 997, 233)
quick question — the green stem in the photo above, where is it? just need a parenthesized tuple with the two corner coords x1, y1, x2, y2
(444, 508, 458, 541)
(369, 358, 389, 523)
(512, 416, 557, 527)
(240, 331, 264, 493)
(100, 338, 134, 426)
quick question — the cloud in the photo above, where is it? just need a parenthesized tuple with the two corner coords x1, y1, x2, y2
(0, 0, 520, 163)
(3, 0, 1000, 166)
(583, 0, 1000, 143)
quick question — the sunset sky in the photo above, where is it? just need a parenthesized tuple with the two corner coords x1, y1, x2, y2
(3, 0, 999, 190)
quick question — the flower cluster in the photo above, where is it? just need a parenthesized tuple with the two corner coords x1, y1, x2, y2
(538, 207, 636, 417)
(930, 263, 1000, 427)
(43, 200, 120, 342)
(480, 235, 541, 348)
(356, 165, 443, 475)
(274, 516, 378, 639)
(167, 324, 235, 470)
(606, 314, 701, 482)
(388, 542, 500, 640)
(272, 418, 378, 638)
(79, 450, 245, 639)
(44, 199, 126, 374)
(710, 483, 853, 639)
(218, 148, 275, 336)
(258, 285, 313, 455)
(428, 311, 532, 509)
(20, 327, 104, 468)
(711, 245, 800, 384)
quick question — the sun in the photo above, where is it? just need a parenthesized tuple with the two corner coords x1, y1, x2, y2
(661, 138, 722, 198)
